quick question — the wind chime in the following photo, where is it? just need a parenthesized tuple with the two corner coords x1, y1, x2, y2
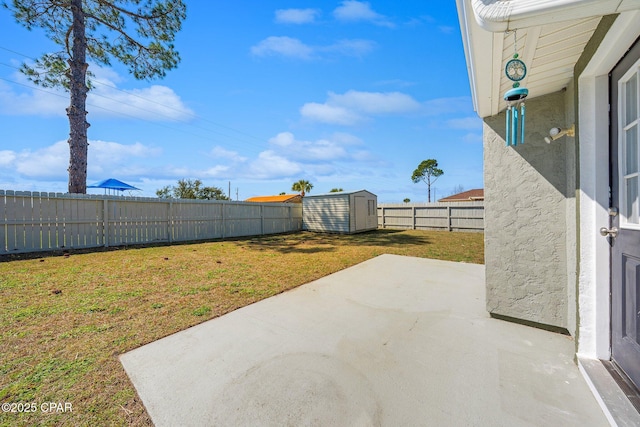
(504, 30, 528, 146)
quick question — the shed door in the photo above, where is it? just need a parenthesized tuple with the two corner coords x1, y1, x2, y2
(610, 37, 640, 390)
(355, 196, 367, 231)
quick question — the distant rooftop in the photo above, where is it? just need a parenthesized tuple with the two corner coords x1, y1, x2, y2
(438, 189, 484, 202)
(245, 194, 302, 203)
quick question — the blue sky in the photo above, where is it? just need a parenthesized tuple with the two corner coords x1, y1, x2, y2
(0, 1, 482, 202)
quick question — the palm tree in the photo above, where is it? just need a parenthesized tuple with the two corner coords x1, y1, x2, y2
(292, 179, 313, 197)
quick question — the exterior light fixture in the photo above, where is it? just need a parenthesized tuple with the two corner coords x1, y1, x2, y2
(544, 124, 575, 143)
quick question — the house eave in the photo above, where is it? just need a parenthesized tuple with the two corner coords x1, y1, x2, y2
(470, 0, 640, 32)
(457, 0, 640, 118)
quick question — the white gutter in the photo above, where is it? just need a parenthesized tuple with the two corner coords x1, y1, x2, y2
(471, 0, 640, 32)
(456, 0, 480, 113)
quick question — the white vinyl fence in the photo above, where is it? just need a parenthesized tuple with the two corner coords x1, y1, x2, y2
(0, 191, 302, 255)
(378, 202, 484, 232)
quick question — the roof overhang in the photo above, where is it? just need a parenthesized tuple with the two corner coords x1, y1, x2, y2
(456, 0, 640, 117)
(469, 0, 640, 32)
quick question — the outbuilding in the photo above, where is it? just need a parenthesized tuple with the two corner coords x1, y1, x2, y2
(303, 190, 377, 234)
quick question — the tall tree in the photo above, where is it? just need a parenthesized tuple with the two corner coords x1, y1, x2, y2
(329, 188, 343, 193)
(156, 179, 229, 200)
(5, 0, 186, 193)
(411, 159, 444, 202)
(291, 179, 313, 197)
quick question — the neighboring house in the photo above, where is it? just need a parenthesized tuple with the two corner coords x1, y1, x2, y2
(456, 0, 640, 419)
(303, 190, 378, 234)
(245, 194, 302, 204)
(438, 188, 484, 202)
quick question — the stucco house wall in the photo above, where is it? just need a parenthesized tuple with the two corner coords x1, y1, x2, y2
(457, 0, 640, 421)
(483, 90, 575, 330)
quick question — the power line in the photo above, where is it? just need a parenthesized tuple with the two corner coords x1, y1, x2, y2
(0, 45, 269, 150)
(0, 75, 252, 146)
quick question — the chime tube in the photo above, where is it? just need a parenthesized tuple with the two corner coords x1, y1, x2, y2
(520, 103, 526, 144)
(505, 106, 511, 146)
(512, 107, 518, 146)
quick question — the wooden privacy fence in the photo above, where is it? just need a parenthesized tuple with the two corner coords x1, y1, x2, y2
(0, 190, 303, 255)
(378, 202, 484, 232)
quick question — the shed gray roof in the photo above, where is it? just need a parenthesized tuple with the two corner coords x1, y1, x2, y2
(303, 189, 376, 198)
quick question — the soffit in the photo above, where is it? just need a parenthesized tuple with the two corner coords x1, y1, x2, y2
(494, 17, 602, 114)
(458, 0, 640, 117)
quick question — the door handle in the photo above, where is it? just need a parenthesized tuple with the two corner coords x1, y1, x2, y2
(599, 226, 618, 238)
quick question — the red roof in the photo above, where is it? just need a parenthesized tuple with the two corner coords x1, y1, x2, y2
(438, 189, 484, 202)
(245, 194, 302, 203)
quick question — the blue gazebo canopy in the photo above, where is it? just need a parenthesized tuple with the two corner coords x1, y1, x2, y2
(88, 178, 140, 194)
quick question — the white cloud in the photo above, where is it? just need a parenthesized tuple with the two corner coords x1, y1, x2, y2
(446, 117, 482, 130)
(251, 36, 375, 60)
(269, 132, 296, 147)
(0, 139, 162, 180)
(329, 90, 420, 114)
(249, 150, 302, 179)
(89, 140, 162, 174)
(268, 132, 349, 162)
(300, 90, 420, 125)
(203, 165, 231, 177)
(330, 132, 363, 146)
(0, 66, 193, 121)
(0, 79, 67, 117)
(14, 141, 69, 178)
(275, 8, 320, 24)
(422, 97, 472, 116)
(321, 39, 376, 58)
(439, 25, 455, 34)
(210, 146, 247, 162)
(89, 68, 194, 121)
(333, 1, 394, 28)
(251, 36, 314, 60)
(0, 150, 16, 166)
(300, 102, 363, 125)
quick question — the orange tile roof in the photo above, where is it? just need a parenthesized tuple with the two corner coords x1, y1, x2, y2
(245, 194, 302, 203)
(438, 189, 484, 202)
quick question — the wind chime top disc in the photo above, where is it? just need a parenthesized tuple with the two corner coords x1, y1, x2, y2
(503, 87, 528, 102)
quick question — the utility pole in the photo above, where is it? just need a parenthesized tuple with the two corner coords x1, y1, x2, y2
(228, 181, 231, 200)
(236, 188, 239, 201)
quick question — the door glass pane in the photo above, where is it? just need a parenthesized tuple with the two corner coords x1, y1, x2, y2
(627, 125, 638, 174)
(627, 176, 639, 224)
(626, 73, 638, 126)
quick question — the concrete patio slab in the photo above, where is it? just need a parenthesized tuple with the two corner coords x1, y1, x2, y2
(120, 254, 608, 426)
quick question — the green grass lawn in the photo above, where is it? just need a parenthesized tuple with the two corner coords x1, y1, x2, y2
(0, 229, 484, 426)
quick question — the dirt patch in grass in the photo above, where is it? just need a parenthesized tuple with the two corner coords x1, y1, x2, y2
(0, 229, 483, 426)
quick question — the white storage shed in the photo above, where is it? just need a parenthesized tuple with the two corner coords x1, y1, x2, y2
(302, 190, 378, 234)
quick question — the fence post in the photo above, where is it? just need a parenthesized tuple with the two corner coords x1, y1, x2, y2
(447, 205, 452, 232)
(103, 199, 109, 247)
(168, 200, 173, 243)
(413, 206, 416, 230)
(260, 204, 264, 235)
(221, 202, 225, 239)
